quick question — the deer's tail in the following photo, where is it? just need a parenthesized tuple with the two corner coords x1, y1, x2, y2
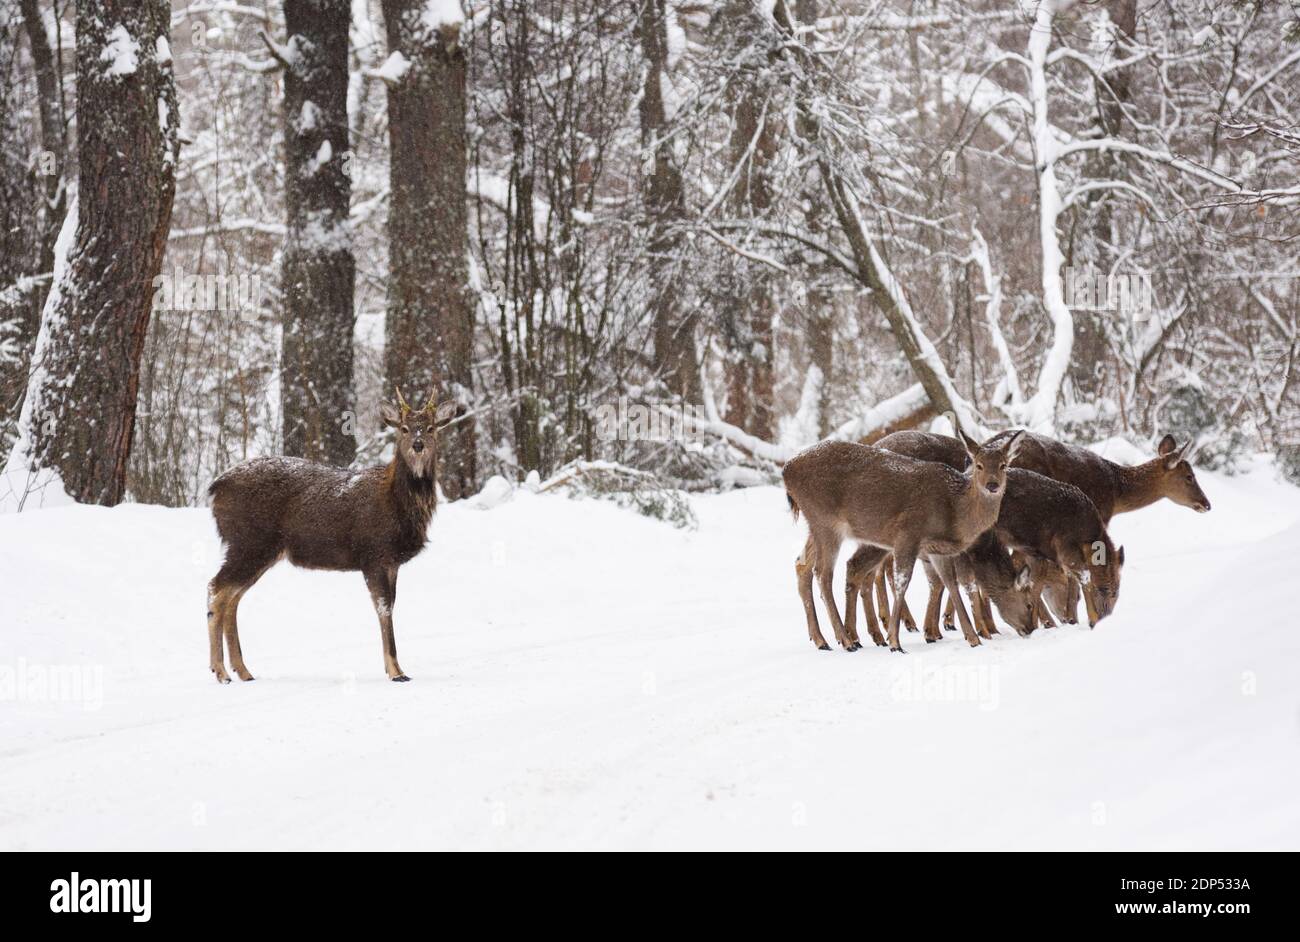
(787, 491, 800, 522)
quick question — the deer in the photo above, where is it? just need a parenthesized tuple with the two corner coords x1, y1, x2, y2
(840, 531, 1035, 649)
(839, 430, 1036, 644)
(843, 431, 1124, 631)
(982, 430, 1208, 623)
(205, 389, 455, 684)
(785, 429, 1025, 653)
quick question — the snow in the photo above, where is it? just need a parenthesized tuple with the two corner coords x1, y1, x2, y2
(373, 51, 412, 83)
(3, 454, 1299, 849)
(155, 35, 171, 67)
(422, 0, 464, 33)
(3, 192, 78, 513)
(101, 24, 140, 78)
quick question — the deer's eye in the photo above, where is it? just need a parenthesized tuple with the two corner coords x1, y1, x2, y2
(399, 425, 409, 434)
(976, 462, 985, 471)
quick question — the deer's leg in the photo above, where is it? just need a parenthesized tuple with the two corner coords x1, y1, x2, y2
(812, 529, 852, 651)
(847, 546, 888, 648)
(206, 582, 232, 684)
(796, 537, 831, 651)
(886, 547, 917, 653)
(977, 588, 999, 635)
(941, 560, 981, 647)
(223, 588, 254, 681)
(859, 560, 888, 648)
(874, 560, 891, 635)
(365, 565, 409, 681)
(943, 593, 956, 632)
(920, 559, 944, 643)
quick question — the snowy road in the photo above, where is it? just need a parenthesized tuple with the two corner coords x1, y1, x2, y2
(3, 457, 1299, 850)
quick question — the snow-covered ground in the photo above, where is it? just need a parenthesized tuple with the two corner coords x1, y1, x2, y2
(3, 455, 1300, 850)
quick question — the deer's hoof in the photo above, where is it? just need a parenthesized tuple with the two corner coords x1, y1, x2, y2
(889, 646, 906, 654)
(391, 674, 411, 682)
(213, 673, 231, 685)
(816, 642, 830, 651)
(925, 636, 937, 644)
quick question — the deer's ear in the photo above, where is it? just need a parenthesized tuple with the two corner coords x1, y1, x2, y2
(434, 400, 459, 428)
(958, 428, 979, 458)
(1015, 565, 1033, 591)
(380, 402, 402, 428)
(1003, 429, 1026, 459)
(1157, 433, 1178, 456)
(1117, 545, 1125, 566)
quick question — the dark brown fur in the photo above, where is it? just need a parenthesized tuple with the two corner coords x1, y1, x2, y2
(205, 392, 450, 683)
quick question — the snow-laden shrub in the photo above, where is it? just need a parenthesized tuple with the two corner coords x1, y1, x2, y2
(1277, 444, 1300, 488)
(1154, 381, 1250, 473)
(539, 460, 697, 530)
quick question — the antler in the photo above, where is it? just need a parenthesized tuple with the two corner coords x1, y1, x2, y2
(422, 388, 437, 414)
(394, 386, 412, 416)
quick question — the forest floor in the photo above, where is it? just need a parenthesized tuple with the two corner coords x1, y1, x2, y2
(3, 448, 1299, 850)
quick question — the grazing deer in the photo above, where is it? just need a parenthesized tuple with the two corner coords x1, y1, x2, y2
(983, 430, 1208, 622)
(849, 431, 1122, 631)
(841, 431, 1035, 643)
(841, 531, 1034, 649)
(786, 429, 1024, 652)
(205, 389, 454, 684)
(995, 468, 1124, 627)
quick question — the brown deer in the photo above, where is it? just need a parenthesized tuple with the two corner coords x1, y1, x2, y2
(988, 431, 1210, 522)
(841, 430, 1035, 643)
(846, 431, 1123, 631)
(984, 430, 1208, 623)
(840, 532, 1034, 648)
(205, 389, 454, 684)
(785, 430, 1024, 652)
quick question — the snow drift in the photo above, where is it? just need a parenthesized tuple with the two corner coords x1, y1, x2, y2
(2, 457, 1299, 850)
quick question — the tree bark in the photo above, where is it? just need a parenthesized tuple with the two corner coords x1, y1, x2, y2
(716, 0, 777, 441)
(380, 0, 476, 498)
(7, 0, 178, 506)
(637, 0, 697, 400)
(280, 0, 356, 467)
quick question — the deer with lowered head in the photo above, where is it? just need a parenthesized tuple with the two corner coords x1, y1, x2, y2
(205, 389, 455, 684)
(784, 429, 1025, 652)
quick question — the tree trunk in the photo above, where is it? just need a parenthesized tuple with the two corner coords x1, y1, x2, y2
(1072, 0, 1139, 405)
(380, 0, 476, 498)
(6, 0, 178, 506)
(280, 0, 355, 467)
(637, 0, 697, 400)
(19, 0, 67, 280)
(717, 0, 777, 441)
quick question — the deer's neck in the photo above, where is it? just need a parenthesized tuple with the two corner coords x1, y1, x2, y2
(385, 460, 437, 532)
(1112, 459, 1164, 516)
(958, 479, 1002, 541)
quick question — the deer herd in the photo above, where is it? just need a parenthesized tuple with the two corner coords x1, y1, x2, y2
(783, 426, 1211, 654)
(203, 386, 1212, 683)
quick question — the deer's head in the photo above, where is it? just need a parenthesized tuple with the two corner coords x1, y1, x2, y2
(1079, 540, 1124, 626)
(959, 428, 1025, 496)
(380, 388, 457, 479)
(1149, 434, 1211, 513)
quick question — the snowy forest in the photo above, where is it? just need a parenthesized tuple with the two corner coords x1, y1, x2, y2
(1, 0, 1298, 508)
